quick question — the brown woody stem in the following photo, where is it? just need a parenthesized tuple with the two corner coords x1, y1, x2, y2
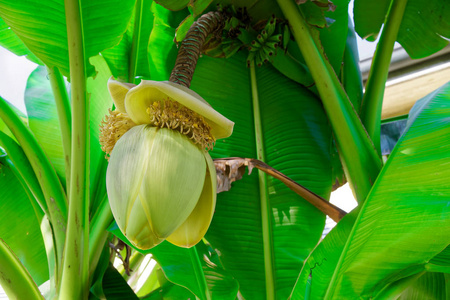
(214, 157, 347, 222)
(169, 11, 224, 87)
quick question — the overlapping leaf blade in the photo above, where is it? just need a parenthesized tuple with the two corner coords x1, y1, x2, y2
(292, 82, 450, 299)
(290, 209, 357, 299)
(150, 241, 239, 299)
(398, 272, 448, 300)
(102, 0, 154, 81)
(190, 52, 333, 299)
(142, 281, 195, 299)
(354, 0, 450, 58)
(0, 0, 135, 77)
(325, 82, 450, 298)
(0, 17, 41, 63)
(153, 0, 189, 11)
(147, 3, 186, 81)
(0, 156, 48, 285)
(102, 264, 140, 299)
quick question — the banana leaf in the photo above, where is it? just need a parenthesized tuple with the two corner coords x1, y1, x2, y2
(323, 82, 450, 298)
(191, 52, 333, 299)
(102, 0, 154, 81)
(0, 0, 135, 77)
(0, 17, 41, 63)
(354, 0, 450, 58)
(398, 272, 448, 300)
(291, 81, 450, 299)
(0, 155, 48, 285)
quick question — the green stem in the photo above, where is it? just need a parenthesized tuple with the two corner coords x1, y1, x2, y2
(119, 252, 145, 280)
(129, 0, 143, 83)
(189, 246, 211, 300)
(250, 59, 276, 300)
(360, 0, 409, 153)
(0, 238, 44, 300)
(89, 194, 113, 276)
(40, 215, 59, 297)
(47, 66, 72, 187)
(276, 0, 383, 203)
(59, 0, 89, 298)
(0, 97, 67, 268)
(0, 131, 47, 214)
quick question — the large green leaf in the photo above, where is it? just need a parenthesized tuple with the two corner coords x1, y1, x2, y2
(102, 264, 139, 299)
(0, 0, 135, 77)
(25, 66, 66, 185)
(354, 0, 450, 58)
(89, 245, 110, 299)
(270, 0, 350, 91)
(324, 82, 450, 298)
(153, 0, 189, 11)
(0, 17, 41, 64)
(147, 3, 187, 81)
(291, 83, 450, 299)
(429, 245, 450, 270)
(189, 52, 332, 299)
(102, 0, 154, 81)
(150, 241, 239, 300)
(290, 209, 358, 299)
(143, 281, 195, 299)
(398, 272, 448, 300)
(0, 155, 48, 285)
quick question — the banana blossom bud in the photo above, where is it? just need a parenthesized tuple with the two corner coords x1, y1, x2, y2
(101, 78, 234, 250)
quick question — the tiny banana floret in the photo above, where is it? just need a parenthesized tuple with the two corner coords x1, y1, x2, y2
(100, 78, 234, 250)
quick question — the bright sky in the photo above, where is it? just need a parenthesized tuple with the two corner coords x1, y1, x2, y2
(0, 47, 37, 113)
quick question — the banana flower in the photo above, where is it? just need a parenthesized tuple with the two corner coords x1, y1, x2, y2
(100, 78, 233, 250)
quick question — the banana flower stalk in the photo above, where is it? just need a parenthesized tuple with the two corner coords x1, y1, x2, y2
(100, 78, 233, 250)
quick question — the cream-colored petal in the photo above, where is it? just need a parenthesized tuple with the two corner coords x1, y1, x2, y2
(107, 77, 136, 113)
(166, 152, 217, 248)
(106, 125, 160, 248)
(124, 80, 234, 139)
(139, 128, 207, 238)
